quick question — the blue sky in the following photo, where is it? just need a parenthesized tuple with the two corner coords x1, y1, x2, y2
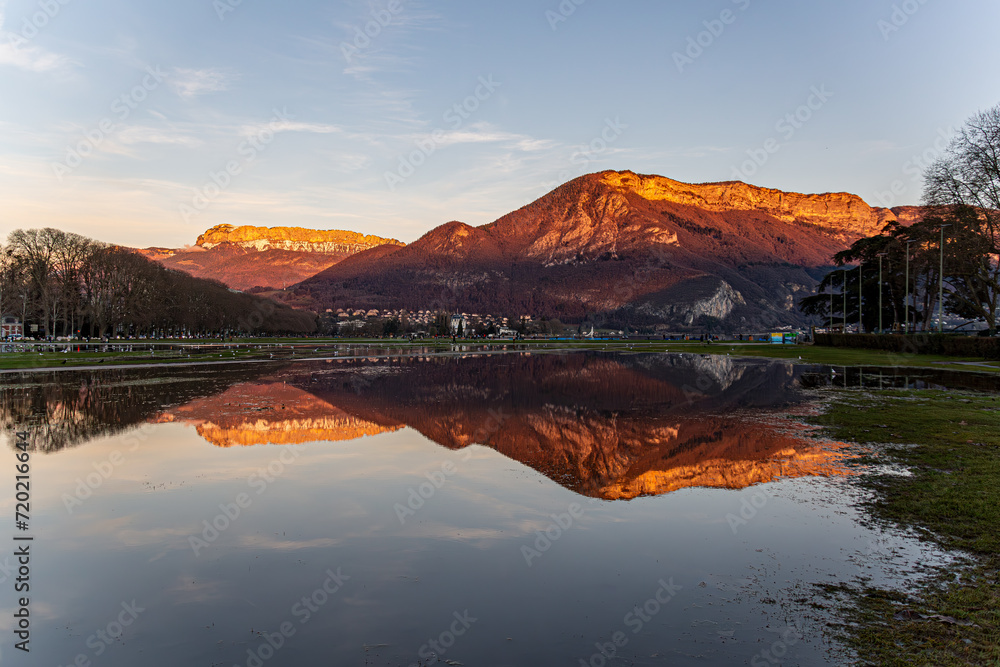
(1, 0, 998, 247)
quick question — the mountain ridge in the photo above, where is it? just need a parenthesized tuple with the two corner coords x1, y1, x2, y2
(294, 171, 926, 329)
(138, 224, 403, 291)
(137, 171, 927, 329)
(195, 224, 403, 253)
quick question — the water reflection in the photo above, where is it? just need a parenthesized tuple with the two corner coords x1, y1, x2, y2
(0, 352, 972, 666)
(6, 353, 993, 499)
(144, 354, 854, 499)
(800, 365, 1000, 392)
(153, 381, 402, 447)
(0, 366, 270, 453)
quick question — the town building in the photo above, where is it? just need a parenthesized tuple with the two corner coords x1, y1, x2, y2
(450, 314, 469, 335)
(1, 315, 24, 339)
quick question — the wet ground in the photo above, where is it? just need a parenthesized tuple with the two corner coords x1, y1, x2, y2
(1, 352, 994, 666)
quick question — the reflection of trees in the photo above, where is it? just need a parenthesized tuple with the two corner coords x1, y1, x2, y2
(1, 366, 279, 453)
(799, 366, 1000, 393)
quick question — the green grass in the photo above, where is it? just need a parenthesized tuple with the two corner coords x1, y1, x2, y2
(3, 338, 999, 372)
(0, 350, 260, 370)
(810, 390, 1000, 665)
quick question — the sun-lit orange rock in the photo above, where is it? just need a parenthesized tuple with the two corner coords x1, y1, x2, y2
(195, 224, 403, 253)
(154, 382, 401, 447)
(137, 225, 403, 291)
(600, 171, 898, 238)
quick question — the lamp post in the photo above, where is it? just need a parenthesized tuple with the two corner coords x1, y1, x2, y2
(904, 239, 916, 334)
(828, 287, 833, 330)
(842, 270, 847, 333)
(877, 253, 887, 334)
(858, 262, 864, 333)
(938, 225, 951, 333)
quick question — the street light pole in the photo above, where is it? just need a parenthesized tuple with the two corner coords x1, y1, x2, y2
(904, 239, 916, 334)
(829, 288, 833, 330)
(938, 225, 951, 333)
(842, 270, 847, 333)
(877, 253, 886, 334)
(858, 262, 863, 333)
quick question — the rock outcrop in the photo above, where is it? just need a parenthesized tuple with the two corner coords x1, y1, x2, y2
(600, 171, 898, 238)
(196, 224, 403, 254)
(636, 277, 746, 325)
(140, 225, 404, 291)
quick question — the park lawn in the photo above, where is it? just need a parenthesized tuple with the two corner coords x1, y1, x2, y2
(810, 389, 1000, 665)
(1, 338, 998, 373)
(0, 349, 264, 370)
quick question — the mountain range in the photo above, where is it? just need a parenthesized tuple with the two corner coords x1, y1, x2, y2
(140, 171, 925, 330)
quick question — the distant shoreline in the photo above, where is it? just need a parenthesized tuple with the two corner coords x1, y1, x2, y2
(1, 339, 998, 375)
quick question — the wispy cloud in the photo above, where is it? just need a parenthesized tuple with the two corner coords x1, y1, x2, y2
(117, 125, 204, 147)
(0, 40, 72, 72)
(329, 2, 445, 81)
(423, 123, 555, 151)
(239, 118, 344, 137)
(0, 1, 74, 73)
(170, 67, 235, 99)
(275, 120, 344, 134)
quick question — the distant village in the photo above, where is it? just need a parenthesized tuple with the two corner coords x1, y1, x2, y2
(323, 308, 551, 338)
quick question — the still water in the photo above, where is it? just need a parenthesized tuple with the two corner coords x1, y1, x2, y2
(1, 352, 988, 666)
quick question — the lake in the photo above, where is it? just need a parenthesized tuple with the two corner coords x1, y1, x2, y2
(2, 351, 992, 666)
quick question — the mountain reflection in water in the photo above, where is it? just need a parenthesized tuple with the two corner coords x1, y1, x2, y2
(153, 382, 403, 446)
(150, 353, 854, 499)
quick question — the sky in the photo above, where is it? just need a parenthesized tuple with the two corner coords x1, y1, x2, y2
(1, 0, 999, 248)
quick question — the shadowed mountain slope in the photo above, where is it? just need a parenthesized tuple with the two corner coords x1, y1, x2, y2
(297, 171, 923, 329)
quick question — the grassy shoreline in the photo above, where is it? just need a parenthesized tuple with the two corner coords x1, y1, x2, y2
(1, 338, 998, 373)
(809, 389, 1000, 665)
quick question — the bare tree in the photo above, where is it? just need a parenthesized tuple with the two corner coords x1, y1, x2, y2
(923, 104, 1000, 333)
(6, 229, 58, 336)
(925, 104, 1000, 216)
(6, 227, 318, 338)
(0, 246, 12, 319)
(6, 229, 96, 337)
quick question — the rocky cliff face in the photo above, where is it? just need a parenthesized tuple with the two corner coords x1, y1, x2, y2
(487, 187, 679, 265)
(140, 225, 405, 291)
(889, 206, 927, 227)
(600, 171, 899, 238)
(636, 277, 747, 325)
(196, 224, 403, 254)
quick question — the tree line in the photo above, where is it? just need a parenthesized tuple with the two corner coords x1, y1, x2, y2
(0, 228, 317, 338)
(801, 104, 1000, 334)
